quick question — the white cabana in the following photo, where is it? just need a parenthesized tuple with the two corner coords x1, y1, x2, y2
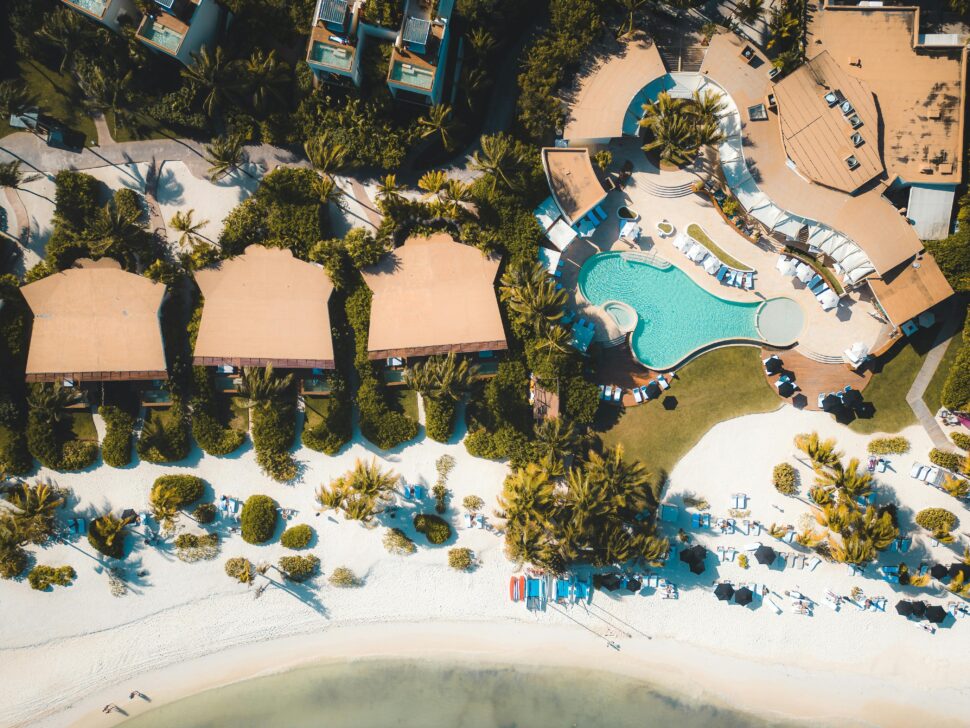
(795, 262, 815, 284)
(538, 246, 561, 274)
(619, 221, 641, 240)
(776, 256, 797, 276)
(844, 341, 869, 366)
(703, 256, 721, 274)
(534, 196, 562, 232)
(845, 265, 874, 284)
(673, 233, 691, 252)
(818, 289, 840, 311)
(546, 219, 578, 251)
(688, 244, 707, 262)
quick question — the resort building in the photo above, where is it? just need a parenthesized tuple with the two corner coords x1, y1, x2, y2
(192, 246, 336, 395)
(59, 0, 139, 33)
(20, 259, 169, 402)
(361, 233, 506, 378)
(537, 147, 610, 249)
(306, 0, 366, 87)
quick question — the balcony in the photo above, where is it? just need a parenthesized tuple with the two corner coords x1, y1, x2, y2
(62, 0, 111, 19)
(307, 24, 356, 72)
(137, 11, 188, 54)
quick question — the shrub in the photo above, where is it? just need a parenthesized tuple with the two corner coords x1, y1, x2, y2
(281, 524, 314, 550)
(59, 440, 99, 470)
(463, 495, 485, 513)
(28, 565, 76, 591)
(174, 533, 220, 562)
(252, 402, 297, 482)
(738, 553, 749, 569)
(225, 557, 254, 584)
(562, 375, 601, 425)
(150, 475, 205, 510)
(329, 566, 361, 587)
(0, 426, 32, 477)
(432, 483, 449, 514)
(27, 411, 98, 470)
(424, 397, 456, 443)
(279, 554, 320, 582)
(137, 404, 190, 463)
(867, 437, 910, 456)
(193, 502, 217, 524)
(99, 406, 134, 467)
(915, 508, 958, 534)
(448, 547, 473, 570)
(929, 448, 962, 473)
(301, 377, 352, 455)
(241, 495, 278, 544)
(952, 433, 970, 452)
(0, 546, 28, 579)
(940, 317, 970, 411)
(413, 513, 451, 544)
(943, 475, 970, 499)
(772, 463, 798, 495)
(87, 514, 129, 559)
(383, 527, 416, 555)
(190, 367, 245, 456)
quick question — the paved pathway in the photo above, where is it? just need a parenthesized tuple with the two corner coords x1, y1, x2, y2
(92, 111, 115, 148)
(905, 312, 962, 450)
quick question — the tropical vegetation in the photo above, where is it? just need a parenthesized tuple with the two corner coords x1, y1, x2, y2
(317, 458, 398, 524)
(240, 495, 278, 545)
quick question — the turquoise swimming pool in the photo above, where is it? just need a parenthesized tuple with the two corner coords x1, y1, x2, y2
(578, 252, 803, 370)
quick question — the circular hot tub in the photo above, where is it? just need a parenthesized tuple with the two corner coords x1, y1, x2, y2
(603, 300, 638, 333)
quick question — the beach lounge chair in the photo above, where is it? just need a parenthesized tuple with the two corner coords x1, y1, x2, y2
(632, 387, 643, 404)
(656, 374, 669, 390)
(807, 556, 821, 571)
(751, 521, 763, 536)
(555, 578, 571, 603)
(716, 266, 728, 282)
(909, 462, 923, 478)
(414, 485, 426, 501)
(768, 596, 784, 614)
(464, 513, 474, 529)
(612, 387, 622, 403)
(601, 384, 613, 401)
(645, 574, 661, 589)
(731, 493, 748, 509)
(690, 512, 711, 528)
(735, 520, 750, 536)
(639, 385, 651, 401)
(573, 578, 591, 604)
(733, 272, 745, 288)
(745, 273, 755, 290)
(659, 503, 679, 523)
(807, 274, 822, 290)
(477, 513, 487, 529)
(782, 530, 795, 544)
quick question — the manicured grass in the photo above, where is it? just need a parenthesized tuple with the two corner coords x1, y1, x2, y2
(227, 395, 250, 432)
(69, 412, 98, 442)
(686, 223, 750, 271)
(784, 248, 845, 296)
(595, 347, 779, 475)
(924, 327, 966, 416)
(389, 388, 420, 423)
(848, 333, 933, 435)
(145, 406, 178, 428)
(303, 395, 334, 429)
(11, 60, 97, 145)
(104, 109, 182, 144)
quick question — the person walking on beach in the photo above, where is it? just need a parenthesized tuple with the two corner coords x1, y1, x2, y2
(103, 704, 120, 713)
(129, 690, 146, 700)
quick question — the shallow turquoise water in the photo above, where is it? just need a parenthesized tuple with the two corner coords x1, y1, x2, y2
(122, 659, 779, 728)
(579, 252, 763, 370)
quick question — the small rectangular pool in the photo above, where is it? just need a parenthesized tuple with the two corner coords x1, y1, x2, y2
(309, 42, 353, 71)
(68, 0, 108, 16)
(139, 18, 184, 53)
(389, 61, 434, 90)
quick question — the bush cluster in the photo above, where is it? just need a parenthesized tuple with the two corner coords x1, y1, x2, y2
(424, 397, 456, 444)
(280, 524, 314, 550)
(464, 362, 539, 466)
(772, 463, 798, 495)
(26, 413, 98, 471)
(193, 502, 217, 524)
(952, 433, 970, 452)
(28, 565, 76, 591)
(867, 437, 910, 456)
(279, 554, 319, 582)
(915, 508, 958, 534)
(328, 566, 361, 588)
(150, 475, 205, 510)
(137, 404, 191, 464)
(240, 495, 278, 544)
(413, 513, 452, 545)
(87, 514, 128, 559)
(99, 406, 134, 467)
(940, 316, 970, 413)
(929, 448, 963, 473)
(383, 527, 416, 555)
(561, 375, 601, 425)
(252, 399, 297, 482)
(190, 368, 245, 456)
(0, 546, 27, 579)
(225, 557, 254, 584)
(174, 533, 220, 562)
(301, 376, 352, 455)
(448, 547, 473, 571)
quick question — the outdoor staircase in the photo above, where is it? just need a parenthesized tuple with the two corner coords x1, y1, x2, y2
(797, 347, 845, 365)
(631, 176, 697, 199)
(657, 44, 708, 73)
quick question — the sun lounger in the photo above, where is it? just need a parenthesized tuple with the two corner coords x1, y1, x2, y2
(731, 493, 748, 509)
(639, 385, 651, 401)
(464, 513, 474, 529)
(768, 596, 784, 614)
(745, 273, 755, 290)
(601, 384, 613, 400)
(662, 583, 678, 599)
(477, 513, 486, 529)
(807, 274, 822, 289)
(690, 512, 710, 528)
(656, 374, 669, 390)
(555, 578, 571, 603)
(659, 503, 679, 523)
(742, 542, 761, 552)
(782, 530, 795, 544)
(923, 467, 940, 484)
(716, 266, 728, 282)
(807, 556, 821, 571)
(414, 485, 426, 500)
(909, 462, 923, 478)
(612, 387, 622, 403)
(736, 520, 750, 535)
(632, 387, 643, 404)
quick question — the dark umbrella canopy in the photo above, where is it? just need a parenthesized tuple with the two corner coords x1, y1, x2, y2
(895, 600, 913, 616)
(765, 356, 782, 375)
(925, 605, 947, 624)
(840, 388, 863, 408)
(121, 508, 138, 522)
(601, 574, 622, 591)
(949, 563, 970, 580)
(714, 583, 735, 601)
(734, 586, 754, 606)
(911, 600, 927, 617)
(754, 545, 777, 566)
(930, 564, 948, 579)
(689, 559, 706, 575)
(626, 577, 642, 592)
(820, 393, 841, 411)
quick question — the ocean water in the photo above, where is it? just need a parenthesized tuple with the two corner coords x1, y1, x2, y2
(122, 659, 779, 728)
(578, 252, 762, 370)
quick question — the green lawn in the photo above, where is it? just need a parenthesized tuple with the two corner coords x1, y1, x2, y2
(104, 109, 182, 144)
(227, 395, 250, 432)
(687, 223, 751, 271)
(10, 60, 97, 145)
(595, 347, 779, 475)
(924, 325, 966, 416)
(69, 411, 98, 442)
(389, 388, 420, 423)
(304, 395, 334, 429)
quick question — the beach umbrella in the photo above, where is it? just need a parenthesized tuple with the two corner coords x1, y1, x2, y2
(795, 263, 814, 284)
(949, 563, 970, 580)
(930, 564, 948, 580)
(626, 577, 642, 592)
(121, 508, 138, 523)
(734, 586, 754, 606)
(910, 600, 927, 617)
(777, 381, 797, 398)
(764, 355, 782, 375)
(925, 605, 946, 624)
(776, 257, 796, 276)
(754, 545, 777, 566)
(600, 574, 623, 591)
(895, 600, 913, 616)
(689, 560, 705, 575)
(819, 393, 841, 412)
(714, 583, 735, 601)
(682, 545, 707, 564)
(840, 388, 863, 408)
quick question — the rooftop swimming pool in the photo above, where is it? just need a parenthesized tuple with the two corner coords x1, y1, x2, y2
(578, 252, 803, 370)
(310, 42, 353, 71)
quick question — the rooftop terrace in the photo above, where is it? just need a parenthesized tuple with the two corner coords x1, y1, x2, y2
(387, 0, 448, 92)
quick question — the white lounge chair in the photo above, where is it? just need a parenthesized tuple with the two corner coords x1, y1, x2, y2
(909, 462, 922, 478)
(632, 387, 643, 404)
(807, 556, 821, 571)
(656, 375, 669, 390)
(601, 384, 613, 400)
(768, 596, 784, 614)
(612, 387, 622, 403)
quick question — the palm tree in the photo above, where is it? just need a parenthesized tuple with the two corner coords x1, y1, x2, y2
(497, 463, 555, 532)
(0, 161, 41, 190)
(535, 417, 579, 464)
(734, 0, 765, 25)
(169, 209, 210, 250)
(375, 174, 404, 210)
(693, 119, 726, 150)
(828, 533, 875, 565)
(304, 132, 348, 175)
(204, 134, 246, 181)
(418, 170, 448, 199)
(641, 110, 697, 167)
(499, 261, 567, 335)
(181, 46, 239, 118)
(0, 79, 31, 122)
(238, 365, 293, 410)
(4, 482, 63, 545)
(470, 134, 520, 191)
(319, 459, 397, 522)
(767, 7, 800, 50)
(243, 49, 288, 114)
(90, 512, 132, 554)
(87, 199, 142, 257)
(312, 174, 344, 209)
(405, 353, 475, 404)
(690, 90, 727, 125)
(39, 8, 85, 74)
(794, 432, 843, 472)
(585, 445, 652, 517)
(816, 458, 873, 501)
(615, 0, 648, 37)
(467, 28, 496, 58)
(28, 384, 83, 425)
(418, 104, 458, 151)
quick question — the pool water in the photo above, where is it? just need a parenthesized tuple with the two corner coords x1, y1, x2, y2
(70, 0, 108, 16)
(310, 41, 353, 71)
(390, 61, 434, 90)
(139, 19, 184, 53)
(579, 252, 802, 370)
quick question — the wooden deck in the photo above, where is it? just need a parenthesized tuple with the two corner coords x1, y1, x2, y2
(760, 347, 871, 411)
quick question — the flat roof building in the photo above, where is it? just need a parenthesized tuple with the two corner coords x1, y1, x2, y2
(541, 147, 609, 227)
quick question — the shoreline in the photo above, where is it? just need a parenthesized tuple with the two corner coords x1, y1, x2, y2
(46, 619, 955, 728)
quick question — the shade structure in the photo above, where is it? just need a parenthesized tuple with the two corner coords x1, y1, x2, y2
(910, 600, 927, 617)
(734, 586, 754, 606)
(689, 559, 707, 575)
(925, 605, 947, 624)
(776, 257, 797, 276)
(121, 508, 138, 522)
(754, 545, 777, 565)
(795, 262, 815, 284)
(764, 356, 782, 375)
(680, 545, 707, 565)
(840, 388, 864, 408)
(949, 563, 970, 580)
(930, 563, 948, 579)
(626, 577, 642, 592)
(818, 288, 840, 311)
(714, 582, 735, 601)
(600, 574, 623, 591)
(820, 393, 842, 411)
(895, 600, 913, 616)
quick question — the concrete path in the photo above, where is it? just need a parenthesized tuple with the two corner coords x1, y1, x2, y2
(92, 111, 115, 148)
(905, 312, 962, 450)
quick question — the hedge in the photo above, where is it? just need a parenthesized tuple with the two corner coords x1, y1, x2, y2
(867, 437, 910, 456)
(190, 367, 245, 456)
(301, 376, 352, 455)
(26, 412, 98, 471)
(413, 513, 452, 544)
(772, 463, 797, 495)
(28, 565, 76, 591)
(941, 318, 970, 412)
(281, 524, 314, 549)
(915, 508, 958, 534)
(252, 397, 297, 482)
(279, 554, 319, 582)
(0, 426, 32, 476)
(241, 495, 278, 544)
(137, 403, 191, 464)
(929, 448, 963, 473)
(952, 433, 970, 452)
(424, 397, 456, 443)
(100, 406, 134, 467)
(150, 475, 205, 510)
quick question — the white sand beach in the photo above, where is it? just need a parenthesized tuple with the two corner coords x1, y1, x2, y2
(1, 408, 969, 727)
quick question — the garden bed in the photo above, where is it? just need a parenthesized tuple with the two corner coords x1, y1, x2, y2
(686, 223, 751, 271)
(784, 248, 845, 296)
